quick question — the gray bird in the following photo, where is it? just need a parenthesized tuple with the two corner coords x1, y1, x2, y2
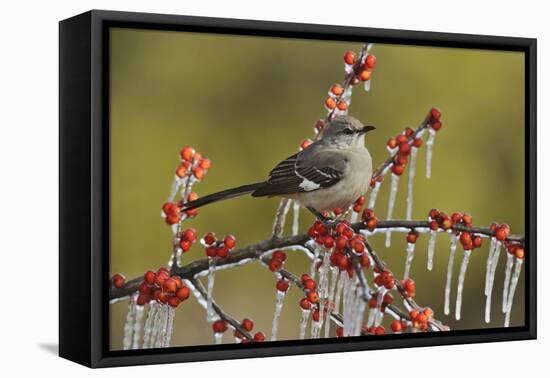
(181, 115, 375, 222)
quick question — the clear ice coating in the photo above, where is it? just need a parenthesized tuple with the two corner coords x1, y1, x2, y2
(292, 200, 300, 236)
(385, 173, 400, 247)
(485, 241, 502, 323)
(122, 295, 137, 350)
(444, 234, 458, 315)
(368, 180, 382, 210)
(270, 290, 286, 341)
(504, 258, 523, 327)
(206, 261, 216, 322)
(403, 242, 415, 279)
(502, 252, 514, 313)
(427, 231, 437, 271)
(455, 249, 472, 320)
(406, 147, 418, 220)
(426, 128, 436, 179)
(485, 237, 497, 295)
(132, 304, 144, 349)
(324, 268, 340, 338)
(299, 309, 311, 339)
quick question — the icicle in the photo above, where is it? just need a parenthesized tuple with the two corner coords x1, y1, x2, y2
(333, 271, 345, 315)
(324, 268, 339, 338)
(167, 176, 181, 202)
(385, 173, 400, 247)
(132, 303, 144, 349)
(502, 252, 514, 313)
(444, 234, 458, 315)
(404, 242, 415, 279)
(311, 319, 321, 339)
(164, 307, 176, 347)
(455, 250, 472, 320)
(406, 147, 418, 220)
(485, 237, 497, 295)
(485, 241, 502, 323)
(427, 231, 437, 271)
(349, 209, 359, 224)
(373, 288, 386, 327)
(214, 332, 223, 344)
(292, 200, 300, 236)
(299, 309, 311, 339)
(122, 295, 137, 350)
(270, 290, 286, 341)
(426, 128, 436, 179)
(155, 305, 168, 348)
(206, 260, 216, 322)
(368, 181, 381, 209)
(354, 298, 367, 336)
(272, 198, 292, 238)
(149, 304, 163, 348)
(310, 246, 321, 280)
(142, 302, 157, 348)
(504, 258, 523, 327)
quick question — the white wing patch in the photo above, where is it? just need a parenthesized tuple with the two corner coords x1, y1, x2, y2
(298, 177, 321, 191)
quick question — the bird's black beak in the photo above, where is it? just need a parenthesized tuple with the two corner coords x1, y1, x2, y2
(360, 125, 376, 134)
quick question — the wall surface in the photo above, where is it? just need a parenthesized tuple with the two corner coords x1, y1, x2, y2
(0, 0, 546, 376)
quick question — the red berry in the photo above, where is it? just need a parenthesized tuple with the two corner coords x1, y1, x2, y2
(358, 69, 371, 81)
(184, 228, 197, 242)
(268, 258, 283, 272)
(175, 164, 188, 178)
(223, 234, 236, 249)
(180, 146, 195, 162)
(179, 240, 191, 252)
(429, 220, 439, 231)
(193, 166, 205, 180)
(199, 158, 212, 170)
(366, 218, 378, 231)
(136, 294, 150, 306)
(406, 231, 418, 244)
(352, 240, 365, 253)
(165, 214, 180, 225)
(451, 212, 462, 224)
(299, 298, 312, 310)
(391, 164, 405, 176)
(162, 278, 177, 293)
(344, 50, 356, 65)
(206, 246, 217, 258)
(365, 54, 376, 69)
(272, 250, 287, 262)
(337, 101, 348, 111)
(359, 253, 370, 268)
(330, 84, 344, 96)
(375, 326, 386, 335)
(241, 318, 254, 332)
(324, 236, 335, 249)
(399, 142, 411, 155)
(176, 286, 190, 301)
(216, 246, 229, 259)
(460, 232, 472, 246)
(253, 332, 265, 342)
(430, 108, 441, 121)
(187, 192, 199, 202)
(167, 296, 181, 308)
(431, 121, 442, 131)
(303, 279, 316, 291)
(396, 153, 408, 165)
(391, 320, 402, 332)
(429, 208, 439, 220)
(276, 279, 290, 292)
(515, 247, 525, 259)
(336, 326, 344, 337)
(203, 232, 216, 246)
(307, 291, 319, 303)
(212, 319, 227, 333)
(325, 97, 336, 110)
(495, 226, 509, 241)
(413, 138, 422, 148)
(473, 235, 483, 248)
(462, 213, 473, 225)
(143, 270, 156, 285)
(112, 273, 125, 289)
(387, 137, 398, 149)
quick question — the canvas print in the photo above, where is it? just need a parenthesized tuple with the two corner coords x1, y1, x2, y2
(108, 28, 525, 350)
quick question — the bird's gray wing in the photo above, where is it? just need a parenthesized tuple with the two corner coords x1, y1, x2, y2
(252, 147, 347, 197)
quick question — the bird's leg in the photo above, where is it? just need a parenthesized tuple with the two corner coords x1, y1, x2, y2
(307, 207, 337, 228)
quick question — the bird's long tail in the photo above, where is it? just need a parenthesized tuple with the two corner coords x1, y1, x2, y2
(180, 182, 266, 211)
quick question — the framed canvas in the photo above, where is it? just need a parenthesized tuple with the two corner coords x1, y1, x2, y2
(59, 10, 537, 368)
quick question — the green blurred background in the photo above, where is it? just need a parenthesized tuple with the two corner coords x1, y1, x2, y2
(109, 28, 525, 350)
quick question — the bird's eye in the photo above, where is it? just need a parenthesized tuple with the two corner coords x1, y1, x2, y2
(343, 128, 354, 135)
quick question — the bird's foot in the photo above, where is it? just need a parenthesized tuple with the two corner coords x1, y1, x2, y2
(306, 207, 337, 229)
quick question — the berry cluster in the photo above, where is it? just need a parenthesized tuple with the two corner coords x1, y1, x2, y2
(178, 227, 198, 252)
(177, 146, 212, 182)
(299, 274, 319, 310)
(267, 250, 287, 272)
(386, 127, 422, 177)
(202, 232, 236, 259)
(373, 267, 396, 290)
(390, 319, 409, 333)
(363, 325, 386, 335)
(489, 223, 524, 259)
(428, 107, 443, 131)
(307, 220, 371, 277)
(400, 278, 416, 298)
(137, 268, 190, 308)
(111, 273, 125, 289)
(230, 318, 265, 343)
(408, 307, 434, 331)
(362, 208, 378, 231)
(323, 50, 377, 115)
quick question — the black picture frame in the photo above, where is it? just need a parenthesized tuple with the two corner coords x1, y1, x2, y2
(59, 9, 537, 368)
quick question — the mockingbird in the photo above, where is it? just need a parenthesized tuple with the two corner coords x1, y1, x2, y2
(181, 115, 375, 223)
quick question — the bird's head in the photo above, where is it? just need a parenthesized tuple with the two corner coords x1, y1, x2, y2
(321, 115, 376, 147)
